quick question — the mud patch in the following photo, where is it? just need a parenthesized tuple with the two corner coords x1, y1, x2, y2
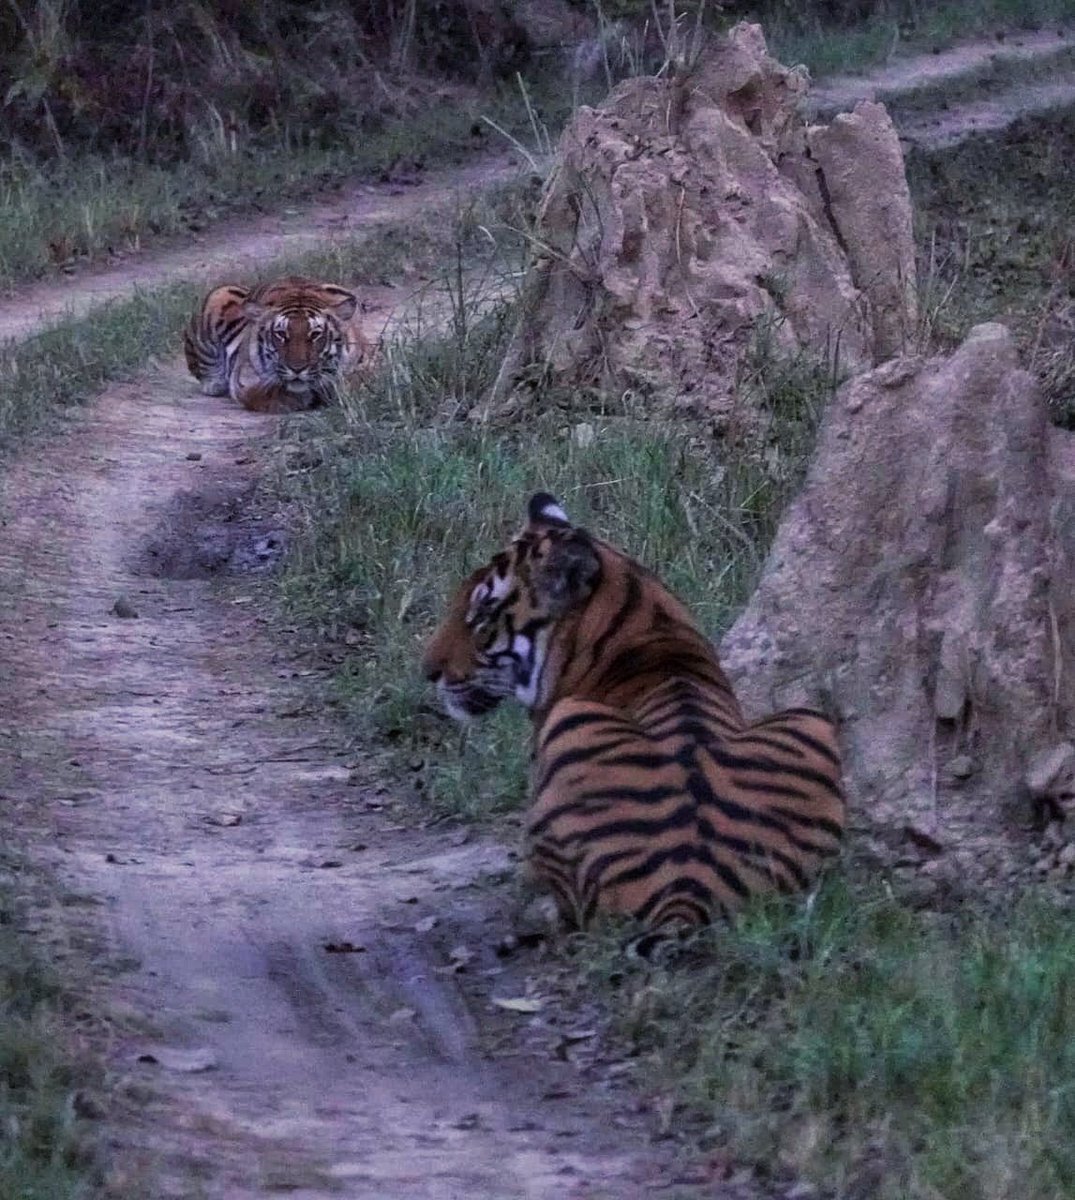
(139, 484, 286, 580)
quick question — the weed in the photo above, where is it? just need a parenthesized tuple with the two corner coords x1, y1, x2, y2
(0, 175, 537, 455)
(878, 42, 1075, 118)
(0, 77, 556, 290)
(0, 864, 98, 1199)
(754, 0, 1075, 78)
(906, 107, 1075, 426)
(0, 281, 199, 452)
(564, 878, 1075, 1199)
(582, 0, 1075, 78)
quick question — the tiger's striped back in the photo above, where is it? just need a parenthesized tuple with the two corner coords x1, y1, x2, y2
(183, 276, 371, 413)
(422, 493, 845, 932)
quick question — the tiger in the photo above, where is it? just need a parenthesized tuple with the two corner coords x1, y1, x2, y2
(422, 492, 846, 934)
(183, 275, 371, 413)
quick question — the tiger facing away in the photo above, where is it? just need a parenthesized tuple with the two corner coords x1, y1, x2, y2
(183, 276, 370, 413)
(422, 493, 846, 933)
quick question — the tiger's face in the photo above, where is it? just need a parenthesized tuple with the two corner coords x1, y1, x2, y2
(245, 283, 358, 394)
(422, 494, 601, 720)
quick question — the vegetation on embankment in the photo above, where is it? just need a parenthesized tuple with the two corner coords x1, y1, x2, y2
(0, 0, 569, 287)
(6, 1, 1075, 288)
(909, 107, 1075, 428)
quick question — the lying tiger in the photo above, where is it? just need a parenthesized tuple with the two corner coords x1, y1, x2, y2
(183, 275, 371, 413)
(422, 493, 845, 933)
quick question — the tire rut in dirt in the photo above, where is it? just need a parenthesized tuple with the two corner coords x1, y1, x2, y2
(138, 482, 286, 580)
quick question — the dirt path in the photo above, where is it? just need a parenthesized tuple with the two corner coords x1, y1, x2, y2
(810, 26, 1075, 111)
(0, 339, 720, 1196)
(0, 154, 519, 345)
(810, 27, 1075, 149)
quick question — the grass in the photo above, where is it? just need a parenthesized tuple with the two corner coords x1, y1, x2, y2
(0, 69, 563, 291)
(270, 192, 1075, 1193)
(907, 106, 1075, 426)
(0, 866, 98, 1198)
(0, 175, 537, 456)
(758, 0, 1075, 78)
(4, 0, 1071, 288)
(268, 69, 1075, 1200)
(5, 41, 1075, 1199)
(564, 878, 1075, 1200)
(0, 0, 570, 287)
(878, 41, 1075, 115)
(8, 0, 1071, 289)
(0, 282, 200, 453)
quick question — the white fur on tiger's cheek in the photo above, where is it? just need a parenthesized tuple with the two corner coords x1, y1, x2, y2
(513, 636, 542, 709)
(437, 682, 473, 724)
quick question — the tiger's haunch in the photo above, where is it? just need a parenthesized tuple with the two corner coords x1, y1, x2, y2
(422, 492, 846, 932)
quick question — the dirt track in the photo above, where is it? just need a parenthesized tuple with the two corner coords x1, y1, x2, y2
(0, 155, 519, 344)
(0, 355, 708, 1197)
(810, 27, 1075, 149)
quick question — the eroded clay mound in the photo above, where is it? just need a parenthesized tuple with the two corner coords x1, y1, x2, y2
(720, 323, 1075, 886)
(487, 22, 917, 417)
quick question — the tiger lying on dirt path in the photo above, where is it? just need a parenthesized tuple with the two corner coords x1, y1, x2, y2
(423, 493, 845, 935)
(184, 275, 371, 413)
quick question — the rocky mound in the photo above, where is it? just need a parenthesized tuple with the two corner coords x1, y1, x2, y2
(486, 22, 917, 420)
(721, 323, 1075, 890)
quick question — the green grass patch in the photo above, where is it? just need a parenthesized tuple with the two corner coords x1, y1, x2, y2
(565, 879, 1075, 1199)
(0, 870, 98, 1198)
(0, 282, 200, 453)
(881, 41, 1075, 116)
(0, 176, 536, 456)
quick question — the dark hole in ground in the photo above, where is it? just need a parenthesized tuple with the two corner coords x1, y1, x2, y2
(137, 484, 286, 580)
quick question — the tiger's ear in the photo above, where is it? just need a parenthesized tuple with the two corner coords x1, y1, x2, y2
(533, 532, 600, 615)
(527, 492, 571, 529)
(322, 285, 358, 321)
(241, 299, 267, 319)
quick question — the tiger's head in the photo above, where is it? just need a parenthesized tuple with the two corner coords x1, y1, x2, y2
(422, 493, 602, 721)
(245, 279, 358, 395)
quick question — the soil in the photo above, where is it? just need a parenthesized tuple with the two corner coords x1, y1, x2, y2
(2, 32, 1074, 1198)
(0, 356, 722, 1197)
